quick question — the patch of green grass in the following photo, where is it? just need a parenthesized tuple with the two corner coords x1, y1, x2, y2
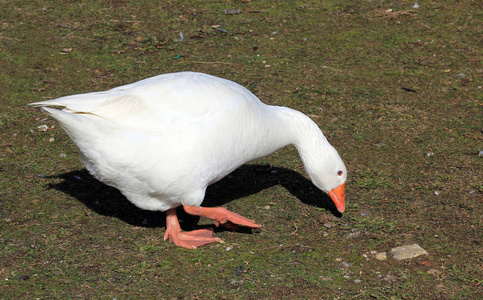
(1, 0, 482, 299)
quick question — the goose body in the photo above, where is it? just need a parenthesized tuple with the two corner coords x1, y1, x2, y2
(31, 72, 347, 249)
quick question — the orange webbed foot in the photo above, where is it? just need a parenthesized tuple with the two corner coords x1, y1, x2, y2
(183, 205, 262, 229)
(164, 208, 220, 249)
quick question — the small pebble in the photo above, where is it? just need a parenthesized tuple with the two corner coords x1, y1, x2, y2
(375, 252, 387, 260)
(324, 222, 336, 228)
(224, 8, 241, 15)
(230, 279, 243, 285)
(354, 279, 362, 283)
(60, 153, 67, 158)
(345, 230, 362, 239)
(37, 125, 49, 131)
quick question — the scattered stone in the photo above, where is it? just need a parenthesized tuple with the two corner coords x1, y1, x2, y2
(340, 261, 350, 268)
(324, 221, 336, 228)
(49, 137, 55, 142)
(391, 244, 429, 260)
(224, 8, 241, 15)
(319, 276, 332, 281)
(225, 245, 233, 251)
(384, 274, 397, 283)
(375, 252, 388, 260)
(60, 47, 72, 54)
(345, 229, 363, 239)
(354, 279, 362, 283)
(230, 279, 243, 286)
(37, 125, 49, 131)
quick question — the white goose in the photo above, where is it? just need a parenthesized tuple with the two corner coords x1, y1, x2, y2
(31, 72, 347, 249)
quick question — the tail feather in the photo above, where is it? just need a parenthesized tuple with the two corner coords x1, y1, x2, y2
(38, 107, 86, 131)
(29, 92, 114, 113)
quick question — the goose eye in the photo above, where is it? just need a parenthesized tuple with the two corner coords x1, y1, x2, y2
(337, 170, 343, 176)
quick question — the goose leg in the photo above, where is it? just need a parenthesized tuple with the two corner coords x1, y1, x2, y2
(163, 208, 220, 249)
(183, 205, 262, 229)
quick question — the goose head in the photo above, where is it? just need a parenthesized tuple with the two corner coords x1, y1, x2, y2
(294, 121, 347, 213)
(305, 144, 347, 213)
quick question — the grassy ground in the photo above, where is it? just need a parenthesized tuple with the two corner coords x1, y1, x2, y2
(1, 0, 481, 299)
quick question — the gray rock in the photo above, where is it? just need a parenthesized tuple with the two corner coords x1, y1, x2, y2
(391, 244, 429, 260)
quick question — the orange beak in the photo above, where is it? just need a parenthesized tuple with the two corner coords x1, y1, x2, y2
(328, 182, 346, 213)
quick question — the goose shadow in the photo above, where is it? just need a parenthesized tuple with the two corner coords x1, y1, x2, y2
(46, 164, 340, 231)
